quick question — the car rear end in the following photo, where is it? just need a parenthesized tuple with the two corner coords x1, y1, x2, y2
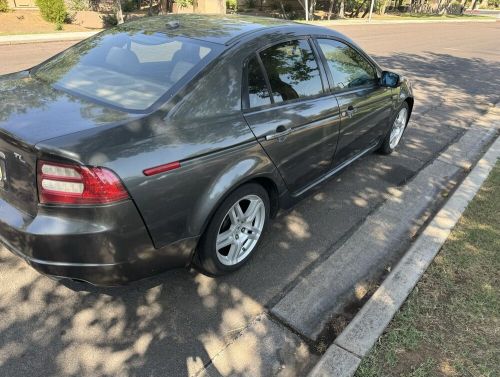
(0, 129, 163, 285)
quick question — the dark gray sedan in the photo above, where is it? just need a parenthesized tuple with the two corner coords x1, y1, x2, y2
(0, 15, 413, 285)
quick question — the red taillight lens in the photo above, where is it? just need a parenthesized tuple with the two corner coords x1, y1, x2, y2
(37, 161, 129, 205)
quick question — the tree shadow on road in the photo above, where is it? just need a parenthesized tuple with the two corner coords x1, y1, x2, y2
(1, 52, 498, 377)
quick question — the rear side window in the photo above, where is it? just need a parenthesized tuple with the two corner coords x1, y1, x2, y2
(317, 39, 377, 91)
(247, 56, 272, 108)
(259, 39, 323, 104)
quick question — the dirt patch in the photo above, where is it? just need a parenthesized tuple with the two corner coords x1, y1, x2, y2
(0, 10, 100, 35)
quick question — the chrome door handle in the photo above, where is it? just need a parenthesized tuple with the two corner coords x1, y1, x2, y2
(265, 126, 293, 141)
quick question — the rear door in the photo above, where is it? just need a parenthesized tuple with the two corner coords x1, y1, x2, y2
(315, 38, 394, 166)
(242, 38, 341, 194)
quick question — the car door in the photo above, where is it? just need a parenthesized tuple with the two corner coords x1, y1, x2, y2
(315, 38, 394, 166)
(242, 38, 341, 194)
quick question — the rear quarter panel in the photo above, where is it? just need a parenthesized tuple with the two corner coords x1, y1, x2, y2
(37, 44, 286, 250)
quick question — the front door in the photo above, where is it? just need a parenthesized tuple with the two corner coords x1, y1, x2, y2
(315, 38, 394, 166)
(242, 38, 341, 193)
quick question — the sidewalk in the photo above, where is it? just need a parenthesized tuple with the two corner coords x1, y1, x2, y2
(0, 31, 100, 45)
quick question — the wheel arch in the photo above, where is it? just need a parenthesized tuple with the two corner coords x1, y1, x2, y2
(189, 149, 286, 241)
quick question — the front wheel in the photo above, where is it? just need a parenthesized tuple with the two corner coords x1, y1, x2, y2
(379, 102, 409, 155)
(194, 183, 270, 276)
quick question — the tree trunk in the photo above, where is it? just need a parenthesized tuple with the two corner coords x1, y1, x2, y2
(378, 0, 389, 14)
(115, 0, 124, 24)
(354, 0, 368, 17)
(338, 0, 345, 17)
(310, 0, 317, 20)
(159, 0, 168, 14)
(361, 2, 370, 17)
(327, 0, 335, 19)
(280, 0, 288, 19)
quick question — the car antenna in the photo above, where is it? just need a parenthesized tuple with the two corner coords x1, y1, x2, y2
(166, 20, 180, 29)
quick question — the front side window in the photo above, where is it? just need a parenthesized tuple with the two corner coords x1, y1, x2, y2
(317, 39, 377, 91)
(247, 56, 272, 108)
(33, 31, 219, 111)
(259, 39, 323, 104)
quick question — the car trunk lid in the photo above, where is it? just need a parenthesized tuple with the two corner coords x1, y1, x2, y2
(0, 71, 134, 216)
(0, 131, 38, 216)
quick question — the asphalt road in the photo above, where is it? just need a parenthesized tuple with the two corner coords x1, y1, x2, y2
(1, 22, 499, 377)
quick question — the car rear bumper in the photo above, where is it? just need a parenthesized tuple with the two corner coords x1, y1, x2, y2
(0, 198, 197, 286)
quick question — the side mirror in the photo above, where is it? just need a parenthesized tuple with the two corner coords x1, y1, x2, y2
(380, 71, 400, 88)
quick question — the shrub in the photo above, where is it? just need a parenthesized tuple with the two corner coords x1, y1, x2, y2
(101, 12, 118, 26)
(36, 0, 68, 24)
(226, 0, 237, 11)
(0, 0, 9, 12)
(67, 0, 90, 11)
(176, 0, 193, 8)
(122, 0, 138, 12)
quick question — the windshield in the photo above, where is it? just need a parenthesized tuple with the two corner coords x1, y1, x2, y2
(33, 31, 220, 112)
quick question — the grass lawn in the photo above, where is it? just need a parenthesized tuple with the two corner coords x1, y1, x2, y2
(356, 161, 500, 377)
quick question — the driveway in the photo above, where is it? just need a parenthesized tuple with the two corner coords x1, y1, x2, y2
(0, 22, 499, 377)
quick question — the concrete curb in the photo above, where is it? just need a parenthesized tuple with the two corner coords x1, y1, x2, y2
(0, 31, 99, 45)
(271, 109, 498, 341)
(308, 135, 500, 376)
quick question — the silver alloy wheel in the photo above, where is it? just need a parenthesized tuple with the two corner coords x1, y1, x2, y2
(216, 194, 266, 266)
(389, 107, 408, 149)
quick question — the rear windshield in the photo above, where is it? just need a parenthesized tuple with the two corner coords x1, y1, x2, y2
(33, 31, 221, 112)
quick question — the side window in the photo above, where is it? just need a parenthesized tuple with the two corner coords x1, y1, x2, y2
(259, 39, 323, 104)
(317, 39, 377, 91)
(247, 55, 272, 108)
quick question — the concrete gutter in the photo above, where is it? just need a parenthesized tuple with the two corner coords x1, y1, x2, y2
(308, 128, 500, 376)
(0, 31, 100, 45)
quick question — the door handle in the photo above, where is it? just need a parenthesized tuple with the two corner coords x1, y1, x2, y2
(266, 125, 293, 141)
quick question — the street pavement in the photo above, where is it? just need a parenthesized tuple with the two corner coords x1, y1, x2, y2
(0, 22, 499, 377)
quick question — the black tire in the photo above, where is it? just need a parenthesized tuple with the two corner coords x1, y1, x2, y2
(194, 183, 270, 276)
(379, 101, 410, 155)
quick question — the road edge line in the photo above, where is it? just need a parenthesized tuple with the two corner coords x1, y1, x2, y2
(308, 135, 500, 377)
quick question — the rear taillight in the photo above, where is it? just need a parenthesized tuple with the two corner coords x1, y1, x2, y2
(37, 160, 129, 205)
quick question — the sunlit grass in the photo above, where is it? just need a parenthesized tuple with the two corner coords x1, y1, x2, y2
(356, 161, 500, 377)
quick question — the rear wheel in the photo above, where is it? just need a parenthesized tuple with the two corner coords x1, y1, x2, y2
(379, 102, 409, 155)
(195, 183, 270, 276)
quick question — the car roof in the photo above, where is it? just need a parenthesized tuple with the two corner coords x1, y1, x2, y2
(117, 14, 307, 46)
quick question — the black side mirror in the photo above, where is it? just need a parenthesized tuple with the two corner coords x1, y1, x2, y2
(380, 71, 400, 88)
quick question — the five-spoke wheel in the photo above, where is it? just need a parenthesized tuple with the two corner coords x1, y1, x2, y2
(379, 102, 410, 155)
(195, 183, 269, 275)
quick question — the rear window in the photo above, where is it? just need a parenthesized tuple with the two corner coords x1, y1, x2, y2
(33, 31, 220, 112)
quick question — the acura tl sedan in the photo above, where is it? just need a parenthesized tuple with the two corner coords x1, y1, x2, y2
(0, 15, 413, 285)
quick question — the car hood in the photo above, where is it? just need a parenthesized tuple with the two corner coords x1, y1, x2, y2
(0, 71, 136, 145)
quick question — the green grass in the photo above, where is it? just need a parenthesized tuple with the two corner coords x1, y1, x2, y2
(356, 161, 500, 377)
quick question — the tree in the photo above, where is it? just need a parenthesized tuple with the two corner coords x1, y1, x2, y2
(115, 0, 124, 24)
(338, 0, 345, 17)
(327, 0, 335, 20)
